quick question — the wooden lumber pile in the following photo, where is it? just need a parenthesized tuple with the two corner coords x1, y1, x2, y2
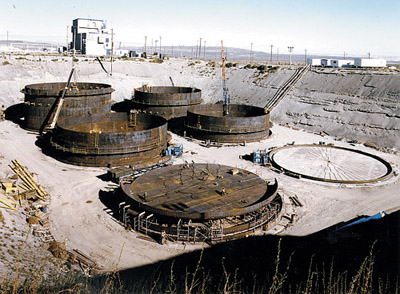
(0, 194, 17, 210)
(8, 159, 47, 201)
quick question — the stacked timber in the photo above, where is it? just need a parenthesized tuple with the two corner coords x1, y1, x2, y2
(8, 159, 47, 201)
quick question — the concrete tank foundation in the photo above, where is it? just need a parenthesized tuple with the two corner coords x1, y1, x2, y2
(269, 144, 393, 184)
(22, 82, 114, 131)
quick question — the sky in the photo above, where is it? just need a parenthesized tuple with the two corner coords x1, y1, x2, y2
(1, 0, 399, 57)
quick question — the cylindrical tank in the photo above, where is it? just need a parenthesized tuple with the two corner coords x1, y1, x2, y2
(132, 86, 202, 120)
(47, 112, 169, 167)
(22, 82, 114, 131)
(185, 104, 270, 143)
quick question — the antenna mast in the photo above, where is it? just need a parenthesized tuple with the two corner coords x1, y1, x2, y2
(221, 40, 230, 115)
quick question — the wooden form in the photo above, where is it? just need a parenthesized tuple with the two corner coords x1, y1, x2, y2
(8, 159, 47, 201)
(0, 193, 17, 210)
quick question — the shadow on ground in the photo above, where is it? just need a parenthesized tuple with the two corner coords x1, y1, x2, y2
(90, 197, 400, 293)
(4, 103, 27, 126)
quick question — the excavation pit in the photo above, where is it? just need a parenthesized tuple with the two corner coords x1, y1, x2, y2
(120, 163, 280, 243)
(132, 86, 202, 120)
(185, 104, 271, 143)
(269, 144, 393, 184)
(47, 112, 170, 167)
(22, 82, 114, 131)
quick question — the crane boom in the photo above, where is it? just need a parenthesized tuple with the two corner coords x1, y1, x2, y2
(221, 40, 230, 115)
(40, 67, 75, 134)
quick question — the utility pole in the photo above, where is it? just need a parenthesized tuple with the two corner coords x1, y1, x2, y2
(367, 52, 371, 59)
(203, 40, 206, 59)
(199, 37, 202, 59)
(159, 36, 162, 55)
(343, 51, 346, 60)
(111, 28, 114, 75)
(6, 31, 9, 47)
(276, 47, 279, 63)
(73, 27, 76, 58)
(304, 49, 307, 65)
(195, 40, 198, 59)
(250, 43, 253, 63)
(144, 36, 147, 56)
(287, 46, 294, 65)
(270, 44, 273, 64)
(66, 26, 69, 53)
(155, 40, 158, 55)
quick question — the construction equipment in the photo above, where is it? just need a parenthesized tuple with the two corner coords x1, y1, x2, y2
(39, 67, 75, 134)
(221, 40, 230, 116)
(95, 57, 110, 75)
(165, 143, 183, 156)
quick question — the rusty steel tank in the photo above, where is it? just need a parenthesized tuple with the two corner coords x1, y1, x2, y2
(120, 163, 281, 243)
(22, 82, 114, 131)
(185, 104, 271, 143)
(132, 86, 202, 120)
(47, 111, 170, 167)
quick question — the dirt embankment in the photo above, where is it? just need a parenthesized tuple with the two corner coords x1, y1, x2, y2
(265, 68, 400, 150)
(2, 55, 397, 152)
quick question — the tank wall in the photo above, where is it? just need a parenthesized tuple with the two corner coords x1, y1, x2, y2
(132, 86, 202, 119)
(186, 104, 270, 134)
(184, 104, 270, 143)
(46, 113, 169, 167)
(22, 82, 114, 131)
(51, 112, 168, 155)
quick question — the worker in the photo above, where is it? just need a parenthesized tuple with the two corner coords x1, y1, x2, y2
(160, 230, 166, 245)
(0, 105, 5, 121)
(221, 188, 226, 195)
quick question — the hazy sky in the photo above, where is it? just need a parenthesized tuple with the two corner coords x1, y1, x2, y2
(1, 0, 399, 57)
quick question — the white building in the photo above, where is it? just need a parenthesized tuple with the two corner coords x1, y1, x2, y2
(321, 59, 335, 67)
(354, 58, 386, 68)
(71, 18, 111, 56)
(331, 59, 354, 68)
(113, 49, 130, 56)
(307, 58, 321, 66)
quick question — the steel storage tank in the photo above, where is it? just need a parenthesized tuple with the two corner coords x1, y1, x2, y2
(46, 112, 170, 167)
(185, 104, 270, 143)
(132, 86, 202, 120)
(22, 82, 114, 131)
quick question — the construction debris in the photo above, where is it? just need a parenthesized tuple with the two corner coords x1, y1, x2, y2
(1, 182, 18, 194)
(0, 194, 17, 210)
(8, 159, 47, 201)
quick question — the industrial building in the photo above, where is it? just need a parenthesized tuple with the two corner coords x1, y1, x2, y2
(308, 58, 385, 68)
(71, 18, 111, 56)
(330, 59, 354, 67)
(354, 58, 387, 68)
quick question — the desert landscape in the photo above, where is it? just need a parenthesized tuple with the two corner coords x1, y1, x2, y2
(0, 52, 399, 292)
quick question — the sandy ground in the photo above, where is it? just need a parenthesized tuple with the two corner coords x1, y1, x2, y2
(0, 53, 399, 275)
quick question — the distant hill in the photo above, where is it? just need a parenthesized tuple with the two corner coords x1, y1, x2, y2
(1, 39, 399, 63)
